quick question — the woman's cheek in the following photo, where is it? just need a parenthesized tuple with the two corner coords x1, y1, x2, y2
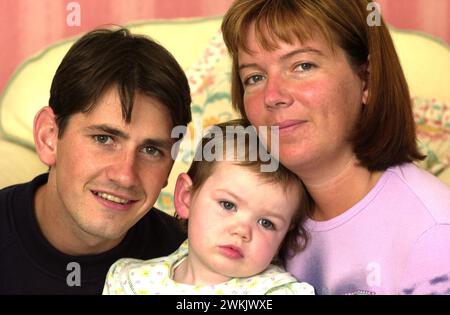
(244, 96, 263, 125)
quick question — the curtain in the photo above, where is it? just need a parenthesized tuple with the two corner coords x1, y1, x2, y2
(377, 0, 449, 43)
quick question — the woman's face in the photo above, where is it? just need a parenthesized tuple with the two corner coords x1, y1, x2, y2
(238, 24, 368, 176)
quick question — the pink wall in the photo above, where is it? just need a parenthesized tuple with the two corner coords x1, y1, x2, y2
(0, 0, 235, 94)
(1, 0, 449, 95)
(377, 0, 449, 42)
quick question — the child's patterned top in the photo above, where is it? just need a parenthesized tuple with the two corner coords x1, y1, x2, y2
(103, 240, 314, 295)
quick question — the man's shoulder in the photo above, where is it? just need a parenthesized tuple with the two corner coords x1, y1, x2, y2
(0, 174, 46, 220)
(0, 174, 48, 249)
(138, 207, 186, 239)
(129, 207, 186, 258)
(141, 207, 182, 231)
(0, 181, 30, 237)
(0, 181, 26, 200)
(0, 174, 48, 201)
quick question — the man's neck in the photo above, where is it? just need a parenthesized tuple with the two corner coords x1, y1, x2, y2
(298, 156, 383, 221)
(34, 179, 123, 256)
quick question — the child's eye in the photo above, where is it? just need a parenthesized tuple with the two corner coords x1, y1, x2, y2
(258, 218, 275, 230)
(219, 200, 236, 211)
(93, 135, 113, 145)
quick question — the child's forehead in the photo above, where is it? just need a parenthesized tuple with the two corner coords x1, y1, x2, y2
(208, 162, 298, 195)
(209, 162, 259, 180)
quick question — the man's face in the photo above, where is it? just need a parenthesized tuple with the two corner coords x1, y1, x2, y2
(49, 88, 174, 244)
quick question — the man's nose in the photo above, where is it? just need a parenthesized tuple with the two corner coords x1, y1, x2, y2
(106, 150, 138, 189)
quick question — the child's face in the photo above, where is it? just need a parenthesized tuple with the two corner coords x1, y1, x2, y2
(184, 162, 300, 284)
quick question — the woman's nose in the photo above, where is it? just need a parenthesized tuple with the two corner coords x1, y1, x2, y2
(264, 76, 294, 110)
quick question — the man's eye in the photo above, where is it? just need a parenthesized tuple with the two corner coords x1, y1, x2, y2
(258, 218, 275, 230)
(243, 74, 265, 86)
(93, 135, 112, 144)
(143, 146, 161, 157)
(219, 200, 236, 211)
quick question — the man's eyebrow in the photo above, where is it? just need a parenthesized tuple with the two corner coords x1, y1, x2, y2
(85, 124, 129, 139)
(141, 138, 173, 151)
(84, 124, 173, 150)
(239, 47, 323, 71)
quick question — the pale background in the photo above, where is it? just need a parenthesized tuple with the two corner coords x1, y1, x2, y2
(0, 0, 449, 95)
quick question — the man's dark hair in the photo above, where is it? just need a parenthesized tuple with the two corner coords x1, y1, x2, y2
(49, 27, 192, 137)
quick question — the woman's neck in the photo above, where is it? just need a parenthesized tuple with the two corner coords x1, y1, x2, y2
(297, 156, 383, 221)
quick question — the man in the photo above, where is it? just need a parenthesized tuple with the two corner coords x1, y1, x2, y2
(0, 28, 191, 294)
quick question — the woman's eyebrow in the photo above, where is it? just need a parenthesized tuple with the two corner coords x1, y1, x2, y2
(239, 47, 324, 71)
(279, 47, 324, 62)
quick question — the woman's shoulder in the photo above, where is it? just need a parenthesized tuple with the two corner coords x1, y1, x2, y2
(387, 163, 450, 223)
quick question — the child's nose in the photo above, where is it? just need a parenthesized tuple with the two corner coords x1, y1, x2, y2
(230, 220, 252, 242)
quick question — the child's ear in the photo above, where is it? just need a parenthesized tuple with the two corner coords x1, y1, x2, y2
(174, 173, 193, 219)
(33, 106, 58, 166)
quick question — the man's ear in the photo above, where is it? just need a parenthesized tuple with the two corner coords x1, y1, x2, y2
(174, 173, 193, 219)
(33, 106, 58, 166)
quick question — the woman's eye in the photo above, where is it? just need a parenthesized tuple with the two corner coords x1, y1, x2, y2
(219, 200, 236, 211)
(93, 135, 112, 144)
(295, 62, 315, 72)
(258, 218, 275, 230)
(243, 74, 265, 86)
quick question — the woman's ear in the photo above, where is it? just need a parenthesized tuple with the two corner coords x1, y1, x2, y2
(33, 106, 58, 167)
(361, 56, 370, 105)
(174, 173, 194, 219)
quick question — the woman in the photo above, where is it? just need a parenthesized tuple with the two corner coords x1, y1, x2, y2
(221, 0, 450, 295)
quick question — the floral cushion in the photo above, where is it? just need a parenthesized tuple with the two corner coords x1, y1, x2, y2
(156, 32, 238, 211)
(414, 97, 450, 178)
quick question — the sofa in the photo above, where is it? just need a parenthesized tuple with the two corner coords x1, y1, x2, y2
(0, 16, 449, 214)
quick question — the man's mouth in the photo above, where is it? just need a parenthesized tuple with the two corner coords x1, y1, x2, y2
(92, 191, 134, 205)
